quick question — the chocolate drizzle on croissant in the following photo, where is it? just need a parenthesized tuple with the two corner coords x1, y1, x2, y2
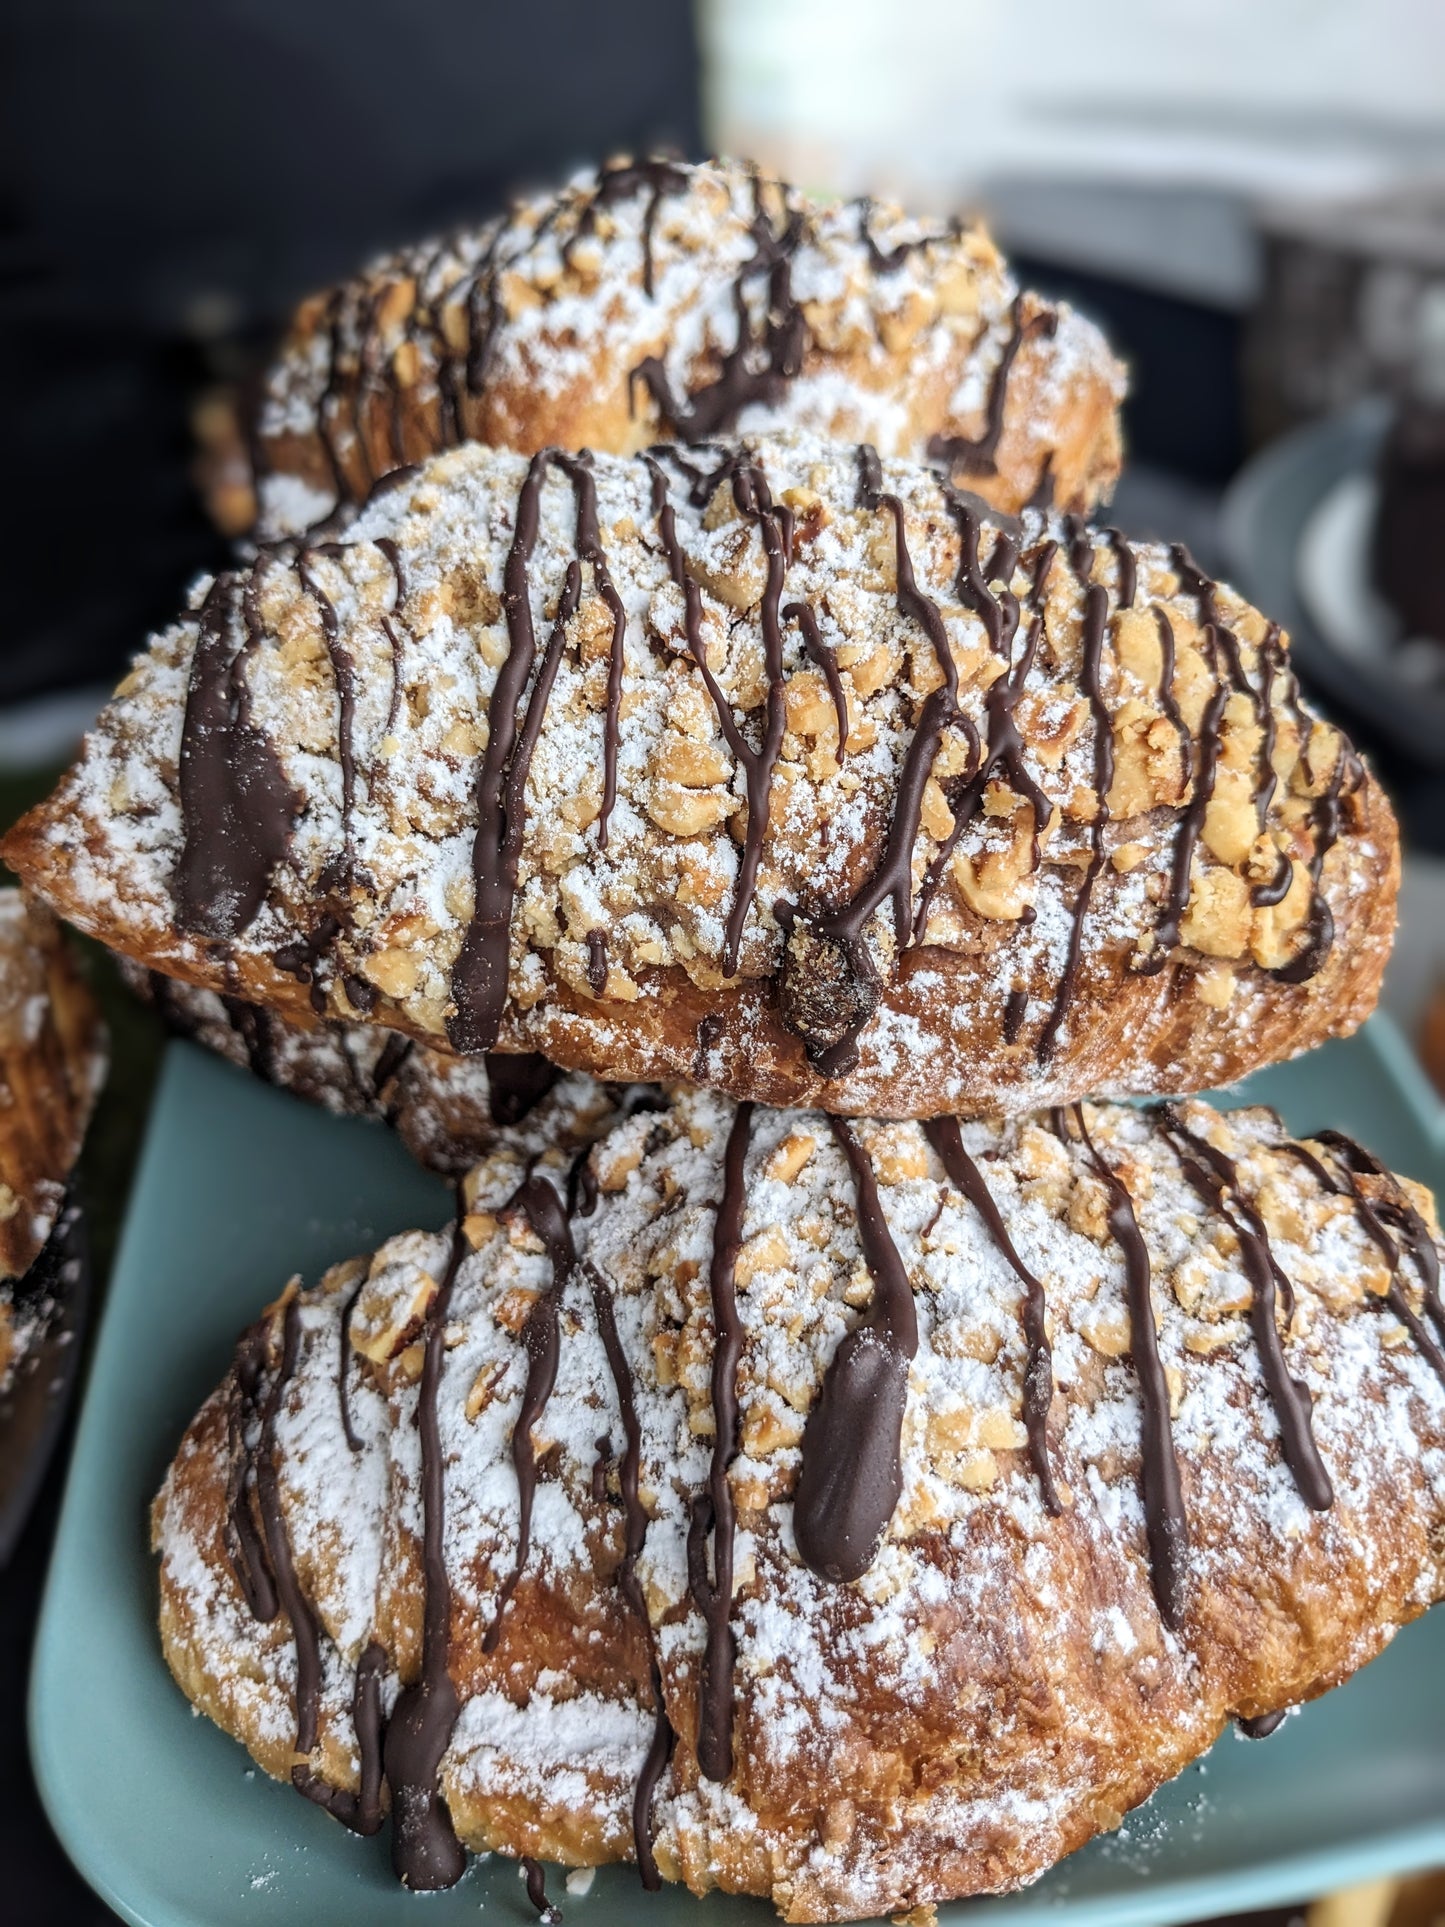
(194, 1090, 1445, 1907)
(8, 434, 1396, 1120)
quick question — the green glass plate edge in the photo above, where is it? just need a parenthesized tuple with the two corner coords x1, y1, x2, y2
(27, 1024, 1445, 1927)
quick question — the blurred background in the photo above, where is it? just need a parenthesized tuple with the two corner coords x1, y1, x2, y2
(4, 5, 1445, 1921)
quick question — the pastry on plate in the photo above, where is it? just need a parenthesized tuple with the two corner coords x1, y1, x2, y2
(244, 156, 1125, 540)
(0, 891, 106, 1389)
(6, 434, 1396, 1118)
(122, 958, 563, 1177)
(154, 1085, 1445, 1920)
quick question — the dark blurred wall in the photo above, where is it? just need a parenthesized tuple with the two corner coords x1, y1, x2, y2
(0, 0, 701, 704)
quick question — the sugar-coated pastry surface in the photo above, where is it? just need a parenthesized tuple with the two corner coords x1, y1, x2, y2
(5, 436, 1397, 1117)
(0, 891, 106, 1387)
(248, 156, 1125, 540)
(122, 958, 566, 1177)
(154, 1086, 1445, 1919)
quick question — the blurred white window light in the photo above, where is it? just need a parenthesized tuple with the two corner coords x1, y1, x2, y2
(700, 0, 1445, 308)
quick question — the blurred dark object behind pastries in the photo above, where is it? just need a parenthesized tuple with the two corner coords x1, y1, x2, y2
(0, 0, 700, 706)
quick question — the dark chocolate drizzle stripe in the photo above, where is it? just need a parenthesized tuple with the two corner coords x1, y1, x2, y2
(1104, 528, 1137, 609)
(923, 1118, 1061, 1513)
(556, 453, 628, 848)
(371, 1032, 416, 1110)
(794, 1119, 920, 1583)
(1151, 607, 1194, 793)
(1312, 1132, 1445, 1339)
(383, 1218, 469, 1888)
(564, 156, 690, 299)
(926, 294, 1058, 476)
(1285, 1133, 1445, 1383)
(587, 1262, 675, 1885)
(911, 541, 1055, 942)
(1171, 548, 1286, 911)
(1141, 624, 1228, 973)
(224, 1318, 281, 1622)
(585, 929, 609, 997)
(1268, 739, 1362, 985)
(645, 457, 791, 976)
(1154, 1107, 1333, 1511)
(250, 1295, 387, 1834)
(632, 178, 807, 442)
(948, 488, 1020, 654)
(448, 451, 558, 1053)
(374, 536, 409, 739)
(688, 1101, 754, 1781)
(295, 547, 359, 868)
(523, 1855, 562, 1923)
(784, 600, 849, 760)
(1250, 627, 1293, 908)
(485, 1175, 577, 1652)
(855, 196, 957, 272)
(1036, 563, 1114, 1061)
(1068, 1106, 1189, 1628)
(790, 449, 977, 1076)
(338, 1277, 366, 1454)
(1165, 544, 1353, 977)
(175, 570, 300, 940)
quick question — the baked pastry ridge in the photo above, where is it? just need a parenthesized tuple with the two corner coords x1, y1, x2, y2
(247, 156, 1125, 540)
(153, 1087, 1445, 1919)
(4, 435, 1398, 1118)
(0, 890, 106, 1388)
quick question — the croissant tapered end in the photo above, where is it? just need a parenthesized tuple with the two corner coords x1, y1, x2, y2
(244, 155, 1126, 542)
(3, 432, 1397, 1118)
(0, 888, 106, 1386)
(0, 891, 105, 1280)
(154, 1086, 1445, 1919)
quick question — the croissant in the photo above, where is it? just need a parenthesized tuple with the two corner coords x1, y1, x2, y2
(0, 890, 106, 1386)
(246, 156, 1124, 541)
(154, 1083, 1445, 1920)
(8, 434, 1396, 1118)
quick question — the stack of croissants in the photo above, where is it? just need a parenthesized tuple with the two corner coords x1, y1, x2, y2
(9, 157, 1445, 1925)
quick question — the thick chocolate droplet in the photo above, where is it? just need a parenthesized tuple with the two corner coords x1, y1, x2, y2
(383, 1673, 467, 1889)
(792, 1325, 909, 1583)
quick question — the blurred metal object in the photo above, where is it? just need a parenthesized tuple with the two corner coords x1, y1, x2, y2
(1248, 183, 1445, 444)
(1222, 400, 1445, 772)
(0, 1200, 91, 1567)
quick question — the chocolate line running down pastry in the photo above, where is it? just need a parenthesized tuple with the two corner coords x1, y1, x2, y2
(244, 155, 1125, 541)
(0, 890, 107, 1391)
(154, 1084, 1445, 1920)
(5, 434, 1396, 1119)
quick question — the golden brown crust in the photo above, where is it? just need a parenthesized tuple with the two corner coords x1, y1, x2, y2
(5, 436, 1397, 1118)
(246, 159, 1125, 542)
(152, 1090, 1445, 1920)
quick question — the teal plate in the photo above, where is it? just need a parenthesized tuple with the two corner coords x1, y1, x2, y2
(30, 1027, 1445, 1927)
